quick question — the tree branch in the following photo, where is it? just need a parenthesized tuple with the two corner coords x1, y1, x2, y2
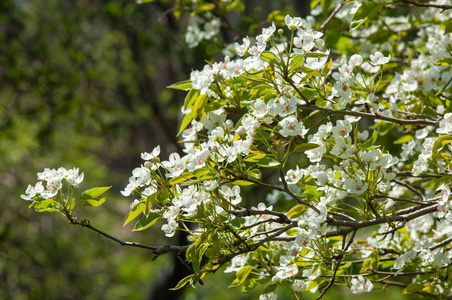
(69, 217, 188, 259)
(326, 204, 438, 233)
(299, 104, 439, 127)
(401, 0, 452, 10)
(319, 0, 347, 32)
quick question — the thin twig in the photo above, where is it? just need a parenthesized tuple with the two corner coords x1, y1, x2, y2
(236, 175, 321, 215)
(299, 104, 439, 127)
(395, 171, 450, 178)
(430, 235, 452, 251)
(319, 0, 347, 32)
(393, 179, 426, 201)
(68, 217, 189, 258)
(326, 204, 438, 236)
(401, 0, 452, 10)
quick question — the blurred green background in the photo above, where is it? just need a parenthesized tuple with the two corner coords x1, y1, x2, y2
(0, 0, 413, 299)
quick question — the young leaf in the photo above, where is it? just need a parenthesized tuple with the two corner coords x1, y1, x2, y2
(83, 198, 106, 207)
(261, 51, 277, 64)
(30, 198, 59, 213)
(193, 93, 208, 119)
(358, 130, 378, 150)
(80, 186, 111, 201)
(170, 274, 193, 290)
(228, 266, 254, 288)
(124, 202, 145, 226)
(133, 212, 162, 231)
(350, 2, 380, 31)
(178, 111, 193, 136)
(184, 89, 200, 110)
(286, 204, 306, 218)
(167, 80, 193, 90)
(433, 135, 452, 154)
(292, 143, 320, 152)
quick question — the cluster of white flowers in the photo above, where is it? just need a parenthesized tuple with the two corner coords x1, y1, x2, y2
(21, 167, 84, 200)
(185, 15, 221, 48)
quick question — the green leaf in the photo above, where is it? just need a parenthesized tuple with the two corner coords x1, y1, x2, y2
(231, 180, 255, 186)
(256, 157, 280, 167)
(304, 52, 328, 58)
(289, 54, 304, 70)
(305, 185, 323, 201)
(168, 172, 194, 185)
(394, 135, 413, 144)
(230, 217, 246, 229)
(350, 2, 380, 31)
(299, 66, 322, 77)
(157, 190, 170, 202)
(228, 266, 254, 288)
(133, 212, 162, 231)
(193, 93, 208, 119)
(229, 0, 245, 12)
(261, 51, 277, 64)
(178, 111, 193, 136)
(430, 176, 452, 191)
(358, 130, 378, 150)
(144, 193, 157, 215)
(360, 258, 371, 273)
(167, 80, 192, 90)
(124, 202, 145, 226)
(402, 283, 425, 294)
(445, 20, 452, 34)
(311, 0, 321, 9)
(333, 248, 349, 255)
(300, 87, 319, 100)
(244, 153, 267, 162)
(434, 58, 452, 66)
(31, 198, 59, 213)
(321, 0, 332, 16)
(83, 198, 106, 207)
(170, 274, 193, 290)
(424, 178, 437, 190)
(286, 204, 306, 218)
(197, 3, 215, 12)
(433, 135, 452, 154)
(80, 186, 111, 201)
(184, 89, 199, 110)
(423, 106, 438, 119)
(323, 58, 333, 76)
(292, 143, 320, 152)
(242, 278, 259, 293)
(267, 10, 286, 23)
(246, 168, 262, 179)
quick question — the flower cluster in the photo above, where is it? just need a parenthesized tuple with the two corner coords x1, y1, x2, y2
(21, 167, 84, 200)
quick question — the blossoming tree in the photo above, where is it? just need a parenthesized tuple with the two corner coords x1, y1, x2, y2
(21, 0, 452, 299)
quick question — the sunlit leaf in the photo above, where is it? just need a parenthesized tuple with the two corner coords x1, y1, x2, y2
(133, 212, 162, 231)
(228, 266, 254, 288)
(124, 202, 145, 226)
(80, 186, 111, 201)
(167, 80, 193, 90)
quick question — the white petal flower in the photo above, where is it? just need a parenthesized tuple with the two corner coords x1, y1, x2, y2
(285, 15, 303, 30)
(369, 51, 391, 65)
(260, 292, 278, 300)
(278, 117, 308, 137)
(350, 275, 373, 294)
(437, 113, 452, 134)
(234, 36, 250, 57)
